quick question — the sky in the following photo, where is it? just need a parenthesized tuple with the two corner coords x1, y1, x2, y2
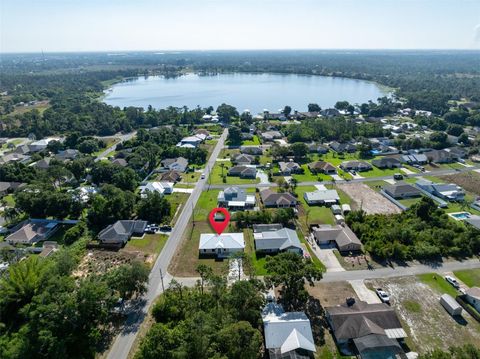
(1, 0, 480, 53)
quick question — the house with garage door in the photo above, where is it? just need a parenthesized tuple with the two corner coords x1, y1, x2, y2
(260, 189, 297, 208)
(199, 233, 245, 258)
(217, 186, 255, 210)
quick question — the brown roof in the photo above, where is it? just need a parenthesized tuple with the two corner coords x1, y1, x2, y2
(326, 300, 403, 340)
(260, 189, 297, 206)
(308, 161, 336, 172)
(160, 170, 181, 182)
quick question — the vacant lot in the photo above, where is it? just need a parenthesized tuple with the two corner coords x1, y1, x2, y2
(337, 183, 401, 214)
(441, 172, 480, 196)
(74, 250, 144, 278)
(308, 281, 358, 307)
(123, 234, 168, 266)
(366, 276, 480, 353)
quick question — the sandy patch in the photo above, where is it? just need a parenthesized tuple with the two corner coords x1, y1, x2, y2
(337, 183, 401, 215)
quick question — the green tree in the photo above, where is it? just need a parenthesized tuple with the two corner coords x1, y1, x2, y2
(227, 126, 242, 144)
(136, 191, 171, 224)
(107, 261, 149, 300)
(290, 142, 308, 159)
(307, 103, 321, 112)
(217, 321, 262, 359)
(265, 252, 323, 310)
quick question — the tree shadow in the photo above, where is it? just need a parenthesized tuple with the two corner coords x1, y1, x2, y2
(304, 296, 326, 347)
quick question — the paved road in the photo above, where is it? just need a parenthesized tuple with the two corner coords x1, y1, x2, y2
(207, 165, 480, 189)
(94, 131, 137, 162)
(321, 258, 480, 283)
(106, 129, 228, 359)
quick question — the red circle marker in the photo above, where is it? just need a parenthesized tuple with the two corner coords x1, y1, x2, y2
(208, 207, 230, 235)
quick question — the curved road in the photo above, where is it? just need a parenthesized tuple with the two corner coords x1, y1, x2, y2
(106, 129, 228, 359)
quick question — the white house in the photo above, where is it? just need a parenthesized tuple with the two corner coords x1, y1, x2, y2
(465, 287, 480, 313)
(199, 233, 245, 258)
(262, 299, 316, 358)
(176, 134, 207, 148)
(138, 181, 173, 198)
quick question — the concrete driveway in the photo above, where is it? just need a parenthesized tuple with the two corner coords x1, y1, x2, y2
(348, 279, 381, 304)
(256, 169, 269, 184)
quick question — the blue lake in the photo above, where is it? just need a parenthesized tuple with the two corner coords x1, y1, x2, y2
(103, 73, 389, 114)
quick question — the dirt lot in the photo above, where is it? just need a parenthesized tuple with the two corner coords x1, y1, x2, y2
(73, 250, 144, 278)
(337, 183, 401, 215)
(366, 276, 480, 353)
(307, 281, 358, 307)
(440, 172, 480, 196)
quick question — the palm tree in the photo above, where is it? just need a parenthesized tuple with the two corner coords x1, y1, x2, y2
(220, 163, 225, 177)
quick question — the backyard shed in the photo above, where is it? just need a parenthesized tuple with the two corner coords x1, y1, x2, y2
(440, 294, 462, 316)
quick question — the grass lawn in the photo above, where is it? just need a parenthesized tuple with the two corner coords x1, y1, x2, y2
(242, 135, 261, 146)
(398, 197, 423, 208)
(365, 180, 389, 191)
(360, 167, 401, 178)
(169, 220, 229, 276)
(291, 165, 332, 182)
(243, 228, 268, 275)
(417, 273, 459, 297)
(209, 163, 260, 185)
(296, 228, 326, 272)
(295, 186, 335, 226)
(181, 171, 201, 183)
(166, 192, 190, 224)
(313, 151, 359, 166)
(126, 234, 168, 256)
(453, 269, 480, 287)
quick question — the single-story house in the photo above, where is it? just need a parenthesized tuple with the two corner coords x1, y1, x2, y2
(416, 179, 465, 201)
(278, 161, 303, 175)
(304, 189, 340, 206)
(371, 157, 401, 169)
(0, 181, 25, 195)
(0, 152, 31, 165)
(55, 149, 80, 161)
(325, 299, 407, 357)
(34, 157, 52, 169)
(400, 154, 428, 165)
(308, 161, 336, 174)
(465, 215, 480, 230)
(253, 224, 302, 254)
(233, 153, 255, 165)
(14, 144, 32, 155)
(6, 219, 61, 245)
(218, 186, 255, 210)
(312, 224, 362, 252)
(465, 287, 480, 313)
(199, 233, 245, 258)
(240, 146, 263, 155)
(111, 158, 128, 167)
(383, 183, 422, 199)
(424, 149, 459, 164)
(176, 134, 206, 148)
(98, 220, 147, 245)
(339, 161, 372, 172)
(445, 147, 467, 159)
(138, 181, 173, 198)
(241, 133, 254, 140)
(260, 131, 283, 142)
(29, 139, 52, 152)
(160, 170, 181, 183)
(308, 143, 329, 154)
(330, 142, 356, 153)
(228, 166, 257, 178)
(161, 157, 189, 172)
(321, 108, 341, 117)
(260, 189, 298, 208)
(39, 241, 59, 258)
(262, 299, 316, 359)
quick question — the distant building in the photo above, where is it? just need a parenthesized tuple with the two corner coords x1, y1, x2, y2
(160, 170, 181, 183)
(34, 157, 52, 169)
(55, 149, 80, 161)
(260, 131, 283, 142)
(424, 149, 460, 164)
(308, 161, 336, 174)
(260, 189, 297, 208)
(232, 153, 255, 166)
(228, 166, 257, 178)
(161, 157, 189, 172)
(217, 186, 255, 210)
(400, 154, 427, 165)
(240, 146, 263, 155)
(371, 157, 401, 169)
(307, 143, 329, 154)
(138, 181, 174, 198)
(383, 182, 422, 199)
(0, 181, 25, 195)
(278, 161, 303, 175)
(176, 134, 206, 148)
(330, 141, 356, 153)
(98, 220, 147, 246)
(339, 161, 372, 172)
(6, 219, 61, 245)
(303, 189, 340, 206)
(262, 299, 316, 359)
(416, 179, 465, 202)
(111, 158, 128, 167)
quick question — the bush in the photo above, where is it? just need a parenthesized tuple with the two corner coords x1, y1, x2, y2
(63, 222, 86, 245)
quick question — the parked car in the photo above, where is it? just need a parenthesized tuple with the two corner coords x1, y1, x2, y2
(375, 288, 390, 303)
(160, 225, 172, 231)
(200, 173, 206, 179)
(145, 224, 159, 234)
(393, 173, 404, 180)
(445, 275, 460, 289)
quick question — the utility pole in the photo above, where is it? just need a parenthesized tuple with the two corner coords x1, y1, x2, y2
(159, 268, 165, 293)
